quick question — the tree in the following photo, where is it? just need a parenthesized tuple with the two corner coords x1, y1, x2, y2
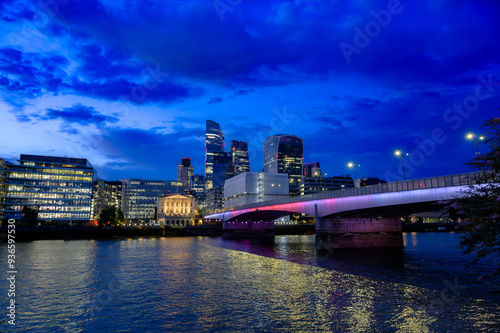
(443, 118, 500, 278)
(116, 210, 125, 226)
(98, 206, 116, 227)
(21, 206, 38, 227)
(98, 207, 125, 227)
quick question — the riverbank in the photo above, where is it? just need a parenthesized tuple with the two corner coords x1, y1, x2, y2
(0, 222, 459, 241)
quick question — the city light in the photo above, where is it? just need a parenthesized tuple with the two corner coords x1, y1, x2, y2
(347, 162, 360, 179)
(466, 133, 486, 155)
(394, 150, 409, 181)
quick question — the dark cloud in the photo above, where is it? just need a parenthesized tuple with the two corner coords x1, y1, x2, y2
(207, 97, 223, 104)
(0, 46, 204, 109)
(31, 104, 119, 125)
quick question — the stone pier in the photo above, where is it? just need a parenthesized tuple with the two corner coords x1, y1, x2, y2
(316, 217, 403, 249)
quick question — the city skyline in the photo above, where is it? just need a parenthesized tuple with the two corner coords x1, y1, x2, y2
(1, 1, 499, 182)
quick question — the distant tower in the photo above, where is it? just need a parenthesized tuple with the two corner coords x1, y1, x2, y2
(212, 152, 232, 188)
(178, 157, 193, 190)
(230, 140, 250, 178)
(205, 120, 225, 190)
(263, 134, 303, 194)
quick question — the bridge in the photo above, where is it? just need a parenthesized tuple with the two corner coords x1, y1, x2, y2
(204, 172, 480, 248)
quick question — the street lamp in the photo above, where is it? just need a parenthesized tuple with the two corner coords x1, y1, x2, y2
(395, 150, 409, 181)
(466, 133, 485, 155)
(271, 183, 281, 199)
(347, 162, 360, 179)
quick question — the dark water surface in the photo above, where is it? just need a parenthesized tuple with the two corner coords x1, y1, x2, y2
(1, 232, 499, 332)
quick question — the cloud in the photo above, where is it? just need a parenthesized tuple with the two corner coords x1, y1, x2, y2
(31, 104, 119, 125)
(207, 97, 223, 104)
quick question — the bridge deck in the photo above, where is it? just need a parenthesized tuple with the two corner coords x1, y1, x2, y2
(208, 172, 481, 216)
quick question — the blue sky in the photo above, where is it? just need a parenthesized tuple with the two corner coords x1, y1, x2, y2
(0, 0, 499, 181)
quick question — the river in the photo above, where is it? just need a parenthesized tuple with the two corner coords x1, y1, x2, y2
(1, 232, 499, 332)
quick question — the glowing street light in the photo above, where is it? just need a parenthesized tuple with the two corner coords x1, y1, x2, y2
(395, 150, 409, 181)
(347, 162, 360, 179)
(466, 133, 485, 155)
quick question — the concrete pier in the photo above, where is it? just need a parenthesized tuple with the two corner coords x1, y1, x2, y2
(316, 217, 403, 249)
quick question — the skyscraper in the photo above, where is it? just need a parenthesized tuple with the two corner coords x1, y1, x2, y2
(178, 157, 193, 191)
(212, 152, 232, 188)
(230, 140, 250, 178)
(205, 120, 225, 190)
(263, 134, 303, 194)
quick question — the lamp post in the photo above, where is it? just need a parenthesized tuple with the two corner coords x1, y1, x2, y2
(395, 150, 409, 181)
(347, 162, 360, 179)
(271, 183, 281, 200)
(466, 133, 485, 155)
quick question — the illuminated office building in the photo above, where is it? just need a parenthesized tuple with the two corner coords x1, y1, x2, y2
(263, 134, 303, 195)
(178, 157, 193, 191)
(302, 162, 322, 178)
(157, 194, 195, 227)
(0, 154, 95, 225)
(205, 120, 225, 191)
(121, 179, 184, 224)
(224, 172, 289, 208)
(229, 140, 250, 178)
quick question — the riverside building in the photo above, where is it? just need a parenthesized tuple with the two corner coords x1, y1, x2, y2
(156, 194, 196, 227)
(0, 154, 95, 225)
(121, 179, 184, 225)
(224, 172, 289, 208)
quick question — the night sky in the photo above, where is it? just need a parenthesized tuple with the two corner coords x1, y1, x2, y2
(1, 0, 499, 182)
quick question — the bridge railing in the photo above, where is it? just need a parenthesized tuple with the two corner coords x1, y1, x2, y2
(212, 172, 481, 215)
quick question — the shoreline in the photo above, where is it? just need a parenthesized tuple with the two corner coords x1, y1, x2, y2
(0, 223, 459, 241)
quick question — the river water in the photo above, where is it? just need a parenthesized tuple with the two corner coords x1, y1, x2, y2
(1, 232, 499, 332)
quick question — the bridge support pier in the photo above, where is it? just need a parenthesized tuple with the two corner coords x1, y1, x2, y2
(316, 217, 403, 249)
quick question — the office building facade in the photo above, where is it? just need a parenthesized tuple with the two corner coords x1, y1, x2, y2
(0, 154, 95, 225)
(205, 120, 225, 191)
(157, 194, 195, 227)
(178, 157, 194, 191)
(299, 175, 354, 196)
(121, 179, 184, 224)
(230, 140, 250, 177)
(224, 172, 289, 208)
(263, 134, 303, 195)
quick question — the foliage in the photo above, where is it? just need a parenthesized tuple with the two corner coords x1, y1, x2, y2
(98, 207, 125, 227)
(21, 206, 38, 227)
(441, 118, 500, 278)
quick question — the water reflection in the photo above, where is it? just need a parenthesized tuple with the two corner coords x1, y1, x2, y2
(2, 234, 499, 332)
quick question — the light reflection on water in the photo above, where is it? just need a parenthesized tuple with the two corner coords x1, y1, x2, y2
(1, 233, 499, 332)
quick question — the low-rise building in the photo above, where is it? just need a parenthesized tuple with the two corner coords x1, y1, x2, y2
(224, 172, 289, 208)
(157, 194, 195, 227)
(299, 176, 354, 195)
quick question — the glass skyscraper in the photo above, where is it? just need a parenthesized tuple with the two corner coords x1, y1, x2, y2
(205, 120, 225, 190)
(230, 140, 250, 177)
(263, 135, 304, 194)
